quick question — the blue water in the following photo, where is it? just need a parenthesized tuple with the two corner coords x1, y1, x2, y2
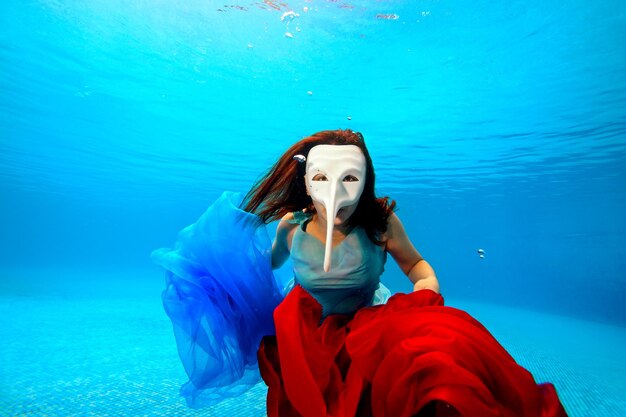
(1, 0, 625, 415)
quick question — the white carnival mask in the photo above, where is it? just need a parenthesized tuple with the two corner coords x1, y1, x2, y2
(305, 144, 367, 272)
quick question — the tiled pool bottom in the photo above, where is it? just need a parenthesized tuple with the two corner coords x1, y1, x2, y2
(1, 293, 624, 417)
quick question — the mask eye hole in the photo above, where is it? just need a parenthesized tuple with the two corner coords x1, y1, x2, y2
(343, 175, 359, 182)
(312, 174, 328, 181)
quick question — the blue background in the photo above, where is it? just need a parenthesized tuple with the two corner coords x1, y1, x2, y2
(1, 0, 625, 326)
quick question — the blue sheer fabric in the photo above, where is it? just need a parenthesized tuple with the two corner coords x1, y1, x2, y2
(151, 192, 284, 408)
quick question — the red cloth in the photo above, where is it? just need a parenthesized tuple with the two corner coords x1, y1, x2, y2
(258, 286, 568, 417)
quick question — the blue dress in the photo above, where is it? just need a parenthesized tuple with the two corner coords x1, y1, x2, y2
(151, 192, 283, 408)
(289, 214, 387, 316)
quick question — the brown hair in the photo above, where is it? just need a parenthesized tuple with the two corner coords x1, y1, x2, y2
(241, 129, 396, 244)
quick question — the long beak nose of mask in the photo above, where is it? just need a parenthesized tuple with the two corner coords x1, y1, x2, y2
(322, 182, 341, 272)
(305, 144, 367, 273)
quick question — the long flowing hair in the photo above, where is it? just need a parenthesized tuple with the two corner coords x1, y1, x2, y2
(241, 129, 396, 244)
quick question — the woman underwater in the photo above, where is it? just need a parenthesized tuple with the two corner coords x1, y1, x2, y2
(153, 129, 567, 416)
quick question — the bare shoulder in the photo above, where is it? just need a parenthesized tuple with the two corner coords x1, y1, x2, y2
(383, 212, 405, 240)
(276, 212, 299, 245)
(281, 212, 295, 222)
(277, 212, 297, 229)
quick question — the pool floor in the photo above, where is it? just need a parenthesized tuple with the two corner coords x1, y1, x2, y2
(1, 278, 624, 416)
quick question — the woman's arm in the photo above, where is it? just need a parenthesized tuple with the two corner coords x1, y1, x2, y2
(271, 213, 297, 269)
(384, 213, 440, 293)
